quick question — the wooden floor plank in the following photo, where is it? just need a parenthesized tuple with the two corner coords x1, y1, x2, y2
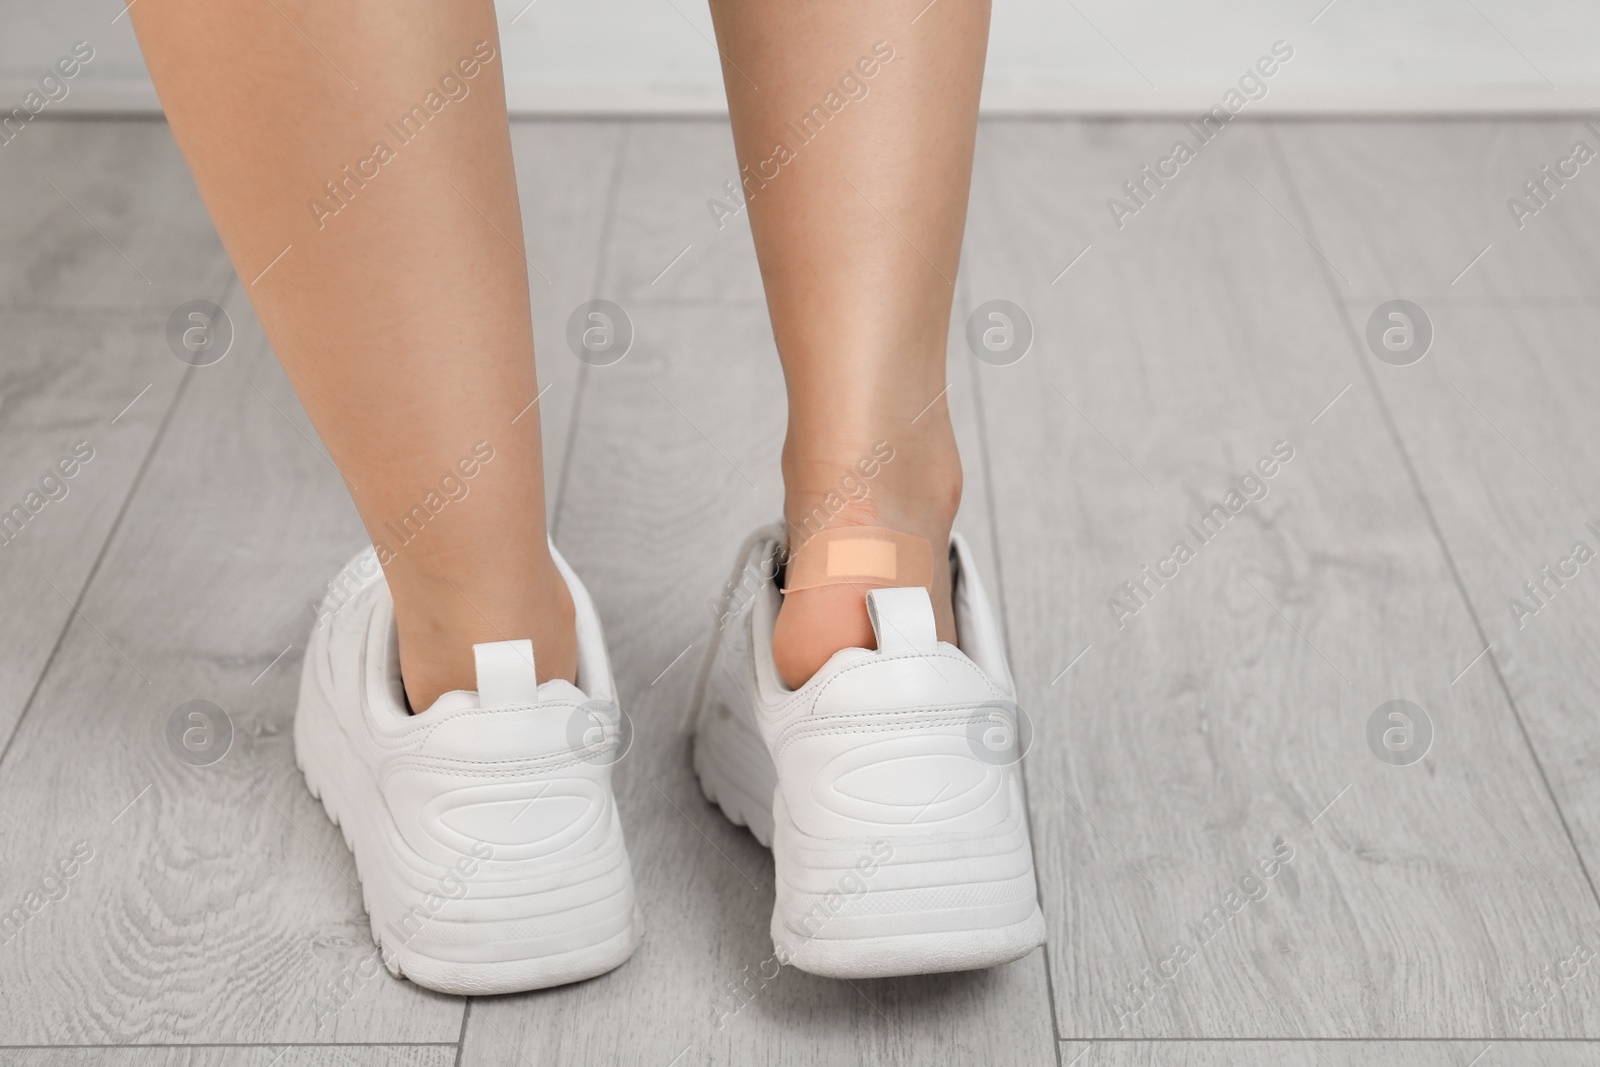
(461, 118, 1058, 1067)
(1345, 298, 1600, 886)
(0, 120, 235, 313)
(0, 121, 235, 751)
(1277, 120, 1600, 1037)
(511, 120, 627, 507)
(598, 120, 767, 306)
(2, 1047, 456, 1067)
(1267, 119, 1600, 306)
(0, 311, 192, 749)
(963, 118, 1600, 1038)
(1275, 123, 1600, 1035)
(1061, 1040, 1592, 1066)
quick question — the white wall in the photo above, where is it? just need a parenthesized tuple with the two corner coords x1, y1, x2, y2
(2, 0, 1597, 115)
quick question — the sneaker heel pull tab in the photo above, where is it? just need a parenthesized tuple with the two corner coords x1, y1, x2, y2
(865, 587, 939, 654)
(473, 640, 540, 709)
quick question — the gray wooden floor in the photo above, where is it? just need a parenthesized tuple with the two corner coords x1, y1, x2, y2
(1, 115, 1598, 1066)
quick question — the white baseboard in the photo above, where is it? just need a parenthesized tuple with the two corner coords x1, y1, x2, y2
(980, 81, 1600, 116)
(8, 76, 1600, 117)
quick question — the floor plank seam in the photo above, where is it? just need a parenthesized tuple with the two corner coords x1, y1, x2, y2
(453, 999, 471, 1067)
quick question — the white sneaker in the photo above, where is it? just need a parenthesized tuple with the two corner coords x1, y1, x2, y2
(294, 543, 642, 995)
(689, 525, 1046, 978)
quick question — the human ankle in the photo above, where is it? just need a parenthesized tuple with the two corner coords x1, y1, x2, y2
(387, 553, 577, 711)
(773, 423, 962, 688)
(780, 410, 962, 532)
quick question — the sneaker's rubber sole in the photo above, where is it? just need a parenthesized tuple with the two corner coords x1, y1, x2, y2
(293, 635, 641, 996)
(692, 697, 1046, 979)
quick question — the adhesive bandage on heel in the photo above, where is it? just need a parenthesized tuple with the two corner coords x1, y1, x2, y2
(781, 527, 935, 593)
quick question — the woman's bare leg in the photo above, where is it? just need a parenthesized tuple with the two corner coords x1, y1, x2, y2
(708, 0, 990, 686)
(131, 0, 575, 709)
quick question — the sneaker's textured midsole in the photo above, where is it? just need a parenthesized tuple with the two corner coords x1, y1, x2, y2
(293, 628, 640, 990)
(773, 911, 1048, 979)
(770, 788, 1042, 941)
(691, 701, 778, 846)
(693, 685, 1046, 973)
